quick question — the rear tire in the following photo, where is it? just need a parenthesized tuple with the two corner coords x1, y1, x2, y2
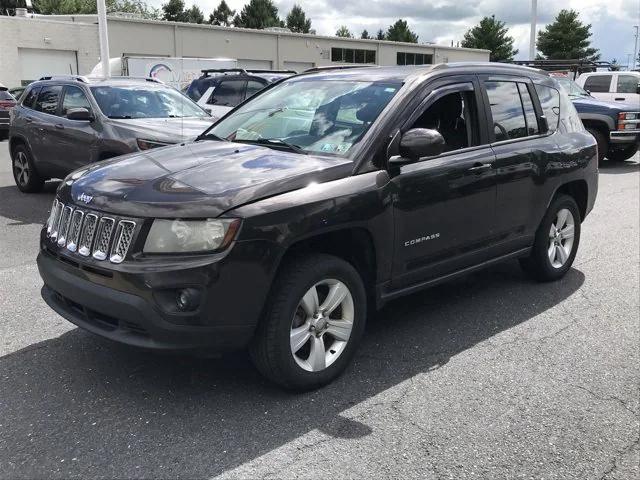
(586, 128, 608, 163)
(11, 143, 44, 193)
(520, 194, 581, 282)
(249, 253, 367, 391)
(607, 144, 638, 162)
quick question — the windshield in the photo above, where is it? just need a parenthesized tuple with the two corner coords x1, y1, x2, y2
(555, 77, 590, 98)
(90, 85, 208, 119)
(208, 79, 401, 157)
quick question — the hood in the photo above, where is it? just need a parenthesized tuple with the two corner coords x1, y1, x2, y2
(108, 117, 216, 143)
(571, 96, 639, 113)
(63, 141, 353, 218)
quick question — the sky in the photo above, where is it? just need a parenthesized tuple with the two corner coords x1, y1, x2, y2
(148, 0, 640, 66)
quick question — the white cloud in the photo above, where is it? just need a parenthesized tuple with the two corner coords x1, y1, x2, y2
(148, 0, 640, 65)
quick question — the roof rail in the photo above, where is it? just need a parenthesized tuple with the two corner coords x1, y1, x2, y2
(246, 69, 297, 75)
(200, 68, 249, 77)
(302, 65, 377, 74)
(511, 59, 613, 74)
(85, 76, 165, 84)
(38, 75, 89, 83)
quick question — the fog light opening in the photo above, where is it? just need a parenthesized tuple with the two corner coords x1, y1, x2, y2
(176, 288, 201, 312)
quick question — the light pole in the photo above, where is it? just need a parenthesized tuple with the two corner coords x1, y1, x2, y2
(97, 0, 110, 78)
(633, 26, 639, 70)
(529, 0, 537, 60)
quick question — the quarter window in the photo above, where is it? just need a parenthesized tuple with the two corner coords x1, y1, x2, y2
(518, 83, 539, 135)
(34, 86, 62, 115)
(616, 75, 639, 94)
(209, 80, 246, 107)
(62, 86, 91, 116)
(245, 80, 266, 100)
(583, 75, 612, 93)
(485, 81, 528, 141)
(534, 84, 560, 132)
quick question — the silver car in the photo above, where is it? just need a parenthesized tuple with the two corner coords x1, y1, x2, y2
(8, 76, 214, 193)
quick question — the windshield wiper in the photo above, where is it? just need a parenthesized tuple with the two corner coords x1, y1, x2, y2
(108, 115, 133, 119)
(238, 138, 307, 155)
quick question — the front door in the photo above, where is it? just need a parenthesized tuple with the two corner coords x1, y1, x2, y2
(612, 73, 640, 104)
(390, 78, 497, 289)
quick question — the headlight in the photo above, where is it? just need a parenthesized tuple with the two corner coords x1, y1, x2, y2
(143, 218, 240, 253)
(137, 138, 173, 150)
(618, 112, 639, 121)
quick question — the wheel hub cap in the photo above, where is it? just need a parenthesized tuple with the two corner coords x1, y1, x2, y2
(548, 208, 575, 269)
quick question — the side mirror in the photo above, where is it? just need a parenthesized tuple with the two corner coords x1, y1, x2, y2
(389, 128, 445, 166)
(636, 83, 640, 94)
(539, 115, 549, 134)
(66, 107, 92, 121)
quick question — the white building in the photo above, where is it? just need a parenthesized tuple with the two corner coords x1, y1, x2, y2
(0, 13, 490, 88)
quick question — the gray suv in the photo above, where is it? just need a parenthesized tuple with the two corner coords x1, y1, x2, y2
(9, 76, 214, 193)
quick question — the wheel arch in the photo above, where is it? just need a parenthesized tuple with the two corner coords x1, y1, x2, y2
(554, 180, 589, 221)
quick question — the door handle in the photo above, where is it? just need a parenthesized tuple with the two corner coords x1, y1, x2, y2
(25, 117, 33, 123)
(467, 162, 492, 174)
(615, 97, 625, 101)
(54, 124, 64, 130)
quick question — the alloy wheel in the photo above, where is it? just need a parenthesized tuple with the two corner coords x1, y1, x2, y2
(290, 279, 354, 372)
(14, 151, 30, 186)
(548, 208, 575, 269)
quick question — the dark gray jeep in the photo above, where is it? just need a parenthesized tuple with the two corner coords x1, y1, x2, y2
(9, 76, 214, 193)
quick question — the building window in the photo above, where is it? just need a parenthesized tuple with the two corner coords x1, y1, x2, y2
(331, 47, 376, 64)
(397, 52, 433, 65)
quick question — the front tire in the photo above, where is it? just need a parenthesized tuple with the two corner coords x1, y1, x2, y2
(520, 194, 581, 282)
(586, 128, 608, 163)
(11, 144, 44, 193)
(607, 144, 638, 162)
(250, 253, 367, 391)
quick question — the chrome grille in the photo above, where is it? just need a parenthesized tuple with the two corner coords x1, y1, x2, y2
(92, 217, 115, 260)
(66, 210, 84, 252)
(110, 221, 136, 264)
(45, 198, 137, 264)
(78, 214, 98, 256)
(57, 206, 73, 247)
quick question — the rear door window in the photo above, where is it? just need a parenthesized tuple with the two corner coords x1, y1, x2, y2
(583, 75, 612, 93)
(485, 81, 528, 141)
(616, 75, 639, 94)
(209, 80, 246, 107)
(34, 86, 62, 115)
(534, 84, 560, 132)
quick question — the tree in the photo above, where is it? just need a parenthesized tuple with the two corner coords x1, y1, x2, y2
(184, 4, 203, 24)
(162, 0, 185, 21)
(335, 25, 352, 38)
(286, 4, 311, 33)
(537, 9, 600, 61)
(30, 0, 159, 18)
(234, 0, 283, 29)
(609, 59, 621, 71)
(461, 15, 518, 62)
(385, 19, 418, 43)
(376, 29, 386, 40)
(209, 0, 235, 26)
(360, 29, 370, 39)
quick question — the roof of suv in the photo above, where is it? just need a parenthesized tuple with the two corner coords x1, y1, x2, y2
(294, 63, 550, 83)
(31, 76, 168, 88)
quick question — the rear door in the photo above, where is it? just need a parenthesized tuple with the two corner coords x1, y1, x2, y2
(480, 75, 560, 254)
(390, 76, 498, 289)
(30, 84, 64, 175)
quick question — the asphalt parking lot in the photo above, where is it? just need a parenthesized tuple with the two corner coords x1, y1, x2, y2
(0, 142, 638, 480)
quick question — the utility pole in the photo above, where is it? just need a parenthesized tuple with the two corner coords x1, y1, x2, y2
(97, 0, 110, 78)
(529, 0, 537, 60)
(633, 26, 639, 70)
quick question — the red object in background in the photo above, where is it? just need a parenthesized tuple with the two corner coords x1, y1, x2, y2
(0, 100, 16, 110)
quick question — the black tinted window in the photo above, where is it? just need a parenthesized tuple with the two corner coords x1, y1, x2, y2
(34, 86, 62, 115)
(62, 86, 91, 116)
(210, 80, 246, 107)
(485, 81, 527, 141)
(245, 80, 265, 99)
(534, 84, 560, 132)
(22, 87, 40, 109)
(518, 83, 539, 135)
(616, 75, 638, 94)
(584, 75, 612, 93)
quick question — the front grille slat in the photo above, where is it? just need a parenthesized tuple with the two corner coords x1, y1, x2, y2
(46, 198, 137, 264)
(92, 217, 115, 260)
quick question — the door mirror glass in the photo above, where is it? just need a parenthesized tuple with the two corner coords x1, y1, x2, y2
(66, 107, 92, 121)
(395, 128, 445, 163)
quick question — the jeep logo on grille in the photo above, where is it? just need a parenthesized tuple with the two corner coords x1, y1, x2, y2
(77, 193, 93, 204)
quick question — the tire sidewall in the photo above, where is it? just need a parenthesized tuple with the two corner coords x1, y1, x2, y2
(11, 144, 42, 193)
(533, 196, 581, 280)
(586, 128, 607, 163)
(269, 256, 367, 389)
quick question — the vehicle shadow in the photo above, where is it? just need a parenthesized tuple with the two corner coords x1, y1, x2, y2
(599, 159, 640, 174)
(0, 262, 585, 479)
(0, 182, 59, 225)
